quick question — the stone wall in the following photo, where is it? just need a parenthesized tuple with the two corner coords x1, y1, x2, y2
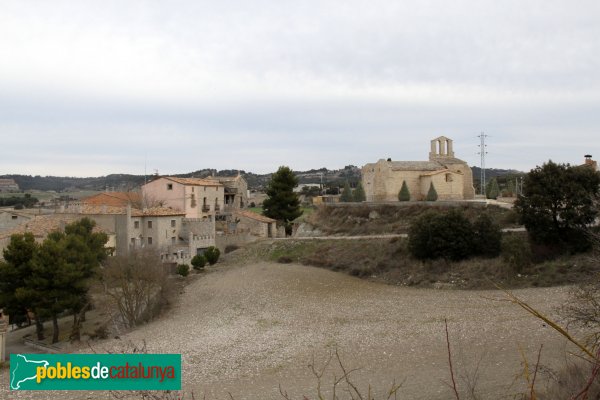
(215, 232, 253, 252)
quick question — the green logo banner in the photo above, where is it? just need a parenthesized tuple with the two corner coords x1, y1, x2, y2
(10, 353, 181, 391)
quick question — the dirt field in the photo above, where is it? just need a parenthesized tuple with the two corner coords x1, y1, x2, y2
(1, 262, 576, 399)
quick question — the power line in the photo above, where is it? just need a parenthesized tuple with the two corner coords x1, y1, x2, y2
(477, 132, 488, 195)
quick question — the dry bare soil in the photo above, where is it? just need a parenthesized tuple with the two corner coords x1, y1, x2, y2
(2, 262, 576, 400)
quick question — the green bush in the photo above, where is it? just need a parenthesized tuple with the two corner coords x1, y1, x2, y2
(472, 213, 502, 258)
(501, 234, 532, 273)
(204, 246, 221, 265)
(408, 210, 474, 261)
(191, 255, 206, 270)
(177, 264, 190, 277)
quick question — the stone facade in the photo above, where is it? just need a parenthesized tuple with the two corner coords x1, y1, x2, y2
(362, 136, 475, 201)
(206, 175, 248, 211)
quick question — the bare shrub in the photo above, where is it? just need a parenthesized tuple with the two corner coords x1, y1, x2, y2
(100, 249, 174, 330)
(278, 347, 403, 400)
(539, 360, 600, 400)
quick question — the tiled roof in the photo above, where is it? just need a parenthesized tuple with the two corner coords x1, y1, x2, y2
(64, 204, 185, 217)
(162, 177, 223, 187)
(234, 210, 276, 223)
(82, 192, 141, 207)
(67, 205, 127, 215)
(390, 161, 445, 171)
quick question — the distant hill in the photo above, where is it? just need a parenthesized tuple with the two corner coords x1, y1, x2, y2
(1, 165, 522, 192)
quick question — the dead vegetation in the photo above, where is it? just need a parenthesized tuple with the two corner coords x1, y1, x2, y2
(97, 249, 177, 331)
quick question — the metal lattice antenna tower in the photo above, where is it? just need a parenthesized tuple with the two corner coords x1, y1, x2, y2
(477, 132, 488, 195)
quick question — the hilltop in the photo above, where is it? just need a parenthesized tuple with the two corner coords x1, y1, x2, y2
(1, 165, 521, 192)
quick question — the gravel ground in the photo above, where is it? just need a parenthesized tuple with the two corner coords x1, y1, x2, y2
(1, 262, 574, 400)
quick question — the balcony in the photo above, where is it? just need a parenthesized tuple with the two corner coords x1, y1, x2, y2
(202, 205, 210, 212)
(214, 204, 221, 212)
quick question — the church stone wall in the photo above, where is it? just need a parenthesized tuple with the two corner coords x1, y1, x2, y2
(361, 137, 475, 202)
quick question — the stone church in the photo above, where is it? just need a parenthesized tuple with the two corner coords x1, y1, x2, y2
(362, 136, 475, 201)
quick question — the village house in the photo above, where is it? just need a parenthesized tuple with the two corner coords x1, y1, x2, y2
(141, 177, 224, 219)
(362, 136, 475, 201)
(65, 203, 216, 264)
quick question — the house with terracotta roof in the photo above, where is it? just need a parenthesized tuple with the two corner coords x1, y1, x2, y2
(141, 177, 224, 219)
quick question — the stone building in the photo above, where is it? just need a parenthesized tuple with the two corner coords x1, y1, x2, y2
(206, 174, 248, 211)
(362, 136, 475, 201)
(233, 210, 277, 238)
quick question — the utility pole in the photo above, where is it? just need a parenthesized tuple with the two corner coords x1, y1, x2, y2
(477, 132, 488, 195)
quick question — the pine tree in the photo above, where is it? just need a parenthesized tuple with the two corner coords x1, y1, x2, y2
(340, 181, 353, 202)
(0, 233, 39, 333)
(398, 181, 410, 201)
(426, 182, 438, 201)
(263, 166, 302, 235)
(353, 182, 366, 202)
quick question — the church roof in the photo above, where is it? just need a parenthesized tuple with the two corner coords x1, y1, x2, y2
(389, 161, 444, 171)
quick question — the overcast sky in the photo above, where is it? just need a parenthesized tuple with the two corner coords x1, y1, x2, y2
(1, 0, 599, 177)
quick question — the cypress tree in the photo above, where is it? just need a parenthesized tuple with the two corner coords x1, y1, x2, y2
(398, 181, 410, 201)
(486, 178, 500, 199)
(340, 181, 353, 202)
(426, 182, 438, 201)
